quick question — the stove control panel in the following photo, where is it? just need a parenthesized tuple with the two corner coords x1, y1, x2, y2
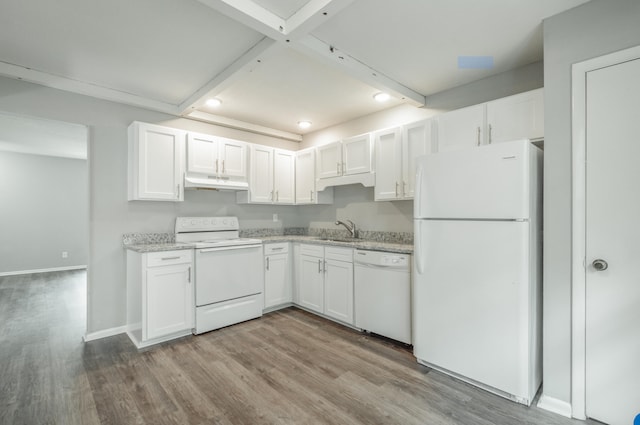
(175, 216, 239, 233)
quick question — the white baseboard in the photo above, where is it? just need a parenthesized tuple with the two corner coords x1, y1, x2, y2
(0, 265, 87, 277)
(84, 325, 127, 342)
(537, 394, 573, 418)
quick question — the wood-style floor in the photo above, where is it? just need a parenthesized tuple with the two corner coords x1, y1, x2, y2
(0, 270, 598, 425)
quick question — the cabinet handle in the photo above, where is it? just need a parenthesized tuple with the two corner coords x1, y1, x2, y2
(270, 190, 274, 201)
(176, 184, 180, 199)
(188, 266, 191, 283)
(318, 259, 322, 273)
(266, 257, 270, 271)
(161, 256, 180, 261)
(310, 190, 314, 201)
(271, 247, 284, 251)
(337, 162, 341, 175)
(395, 181, 399, 197)
(216, 159, 219, 174)
(403, 181, 407, 196)
(323, 260, 327, 274)
(476, 127, 481, 146)
(222, 159, 226, 174)
(488, 124, 492, 144)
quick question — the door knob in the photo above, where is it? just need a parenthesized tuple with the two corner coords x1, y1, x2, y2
(592, 259, 608, 271)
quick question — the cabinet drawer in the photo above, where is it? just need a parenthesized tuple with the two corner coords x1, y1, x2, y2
(264, 242, 289, 255)
(146, 250, 193, 267)
(325, 246, 353, 262)
(300, 244, 324, 258)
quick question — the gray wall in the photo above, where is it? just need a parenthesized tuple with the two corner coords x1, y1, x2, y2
(0, 151, 88, 274)
(542, 0, 640, 407)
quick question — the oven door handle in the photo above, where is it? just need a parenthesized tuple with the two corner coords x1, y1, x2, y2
(198, 244, 262, 253)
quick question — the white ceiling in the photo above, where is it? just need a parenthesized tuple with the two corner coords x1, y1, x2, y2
(0, 0, 589, 141)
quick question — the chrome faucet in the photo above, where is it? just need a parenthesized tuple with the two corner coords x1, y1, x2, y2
(335, 219, 357, 238)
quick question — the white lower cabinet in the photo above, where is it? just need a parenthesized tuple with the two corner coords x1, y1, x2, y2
(297, 244, 354, 325)
(264, 243, 291, 309)
(127, 249, 194, 348)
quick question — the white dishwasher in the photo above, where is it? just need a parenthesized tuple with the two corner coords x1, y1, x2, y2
(354, 249, 411, 344)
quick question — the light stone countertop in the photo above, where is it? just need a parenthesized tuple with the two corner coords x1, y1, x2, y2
(125, 236, 412, 254)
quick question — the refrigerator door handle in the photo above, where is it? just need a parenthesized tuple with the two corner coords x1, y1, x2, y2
(415, 220, 425, 274)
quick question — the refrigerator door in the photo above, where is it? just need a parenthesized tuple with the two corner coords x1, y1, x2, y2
(413, 219, 535, 402)
(414, 139, 535, 220)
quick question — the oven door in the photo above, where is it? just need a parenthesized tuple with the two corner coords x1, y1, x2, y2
(195, 244, 263, 306)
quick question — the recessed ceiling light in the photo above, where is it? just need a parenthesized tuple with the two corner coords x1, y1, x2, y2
(206, 98, 222, 107)
(373, 92, 391, 102)
(298, 121, 312, 129)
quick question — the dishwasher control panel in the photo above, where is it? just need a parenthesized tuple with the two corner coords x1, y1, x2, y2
(355, 250, 410, 268)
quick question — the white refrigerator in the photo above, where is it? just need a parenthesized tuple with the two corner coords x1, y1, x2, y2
(413, 139, 542, 405)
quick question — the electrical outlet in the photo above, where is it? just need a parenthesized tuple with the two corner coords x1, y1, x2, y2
(273, 213, 278, 222)
(62, 251, 68, 259)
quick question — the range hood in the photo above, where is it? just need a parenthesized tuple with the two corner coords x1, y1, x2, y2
(184, 175, 249, 191)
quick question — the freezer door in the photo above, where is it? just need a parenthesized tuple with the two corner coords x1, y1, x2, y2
(413, 219, 538, 402)
(414, 139, 537, 220)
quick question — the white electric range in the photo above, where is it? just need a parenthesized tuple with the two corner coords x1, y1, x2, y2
(175, 217, 264, 334)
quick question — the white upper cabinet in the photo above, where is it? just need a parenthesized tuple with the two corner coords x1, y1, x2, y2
(436, 104, 485, 153)
(374, 127, 403, 201)
(295, 148, 333, 205)
(316, 141, 342, 179)
(273, 149, 295, 204)
(342, 133, 372, 175)
(486, 88, 544, 144)
(186, 132, 246, 179)
(316, 134, 374, 190)
(128, 121, 185, 202)
(238, 145, 295, 204)
(436, 89, 544, 152)
(375, 119, 434, 201)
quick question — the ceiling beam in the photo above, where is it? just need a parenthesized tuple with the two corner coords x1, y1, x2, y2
(0, 60, 181, 115)
(197, 0, 286, 41)
(178, 37, 281, 115)
(293, 36, 426, 107)
(187, 110, 302, 142)
(286, 0, 356, 39)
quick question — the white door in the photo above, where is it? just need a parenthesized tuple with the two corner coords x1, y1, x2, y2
(374, 127, 402, 201)
(402, 119, 433, 199)
(273, 149, 295, 204)
(187, 132, 218, 175)
(249, 145, 274, 203)
(585, 57, 640, 425)
(298, 254, 324, 313)
(324, 259, 354, 324)
(295, 148, 315, 204)
(316, 142, 342, 179)
(436, 104, 485, 152)
(264, 253, 290, 308)
(146, 263, 193, 340)
(219, 138, 246, 179)
(342, 134, 372, 175)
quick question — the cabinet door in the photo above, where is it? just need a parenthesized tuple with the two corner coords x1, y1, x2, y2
(273, 149, 295, 204)
(298, 254, 325, 313)
(131, 122, 185, 201)
(219, 138, 247, 179)
(295, 148, 315, 204)
(402, 119, 433, 199)
(249, 145, 274, 203)
(187, 132, 218, 175)
(343, 133, 372, 175)
(486, 88, 544, 144)
(264, 253, 291, 308)
(146, 263, 193, 340)
(436, 104, 485, 152)
(374, 127, 403, 201)
(324, 259, 354, 324)
(316, 142, 342, 179)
